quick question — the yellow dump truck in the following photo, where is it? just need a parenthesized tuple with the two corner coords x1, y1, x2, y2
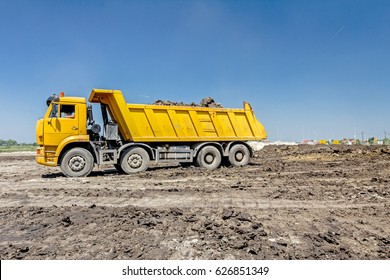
(36, 89, 266, 177)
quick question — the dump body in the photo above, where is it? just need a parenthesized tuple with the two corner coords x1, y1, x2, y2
(89, 89, 266, 142)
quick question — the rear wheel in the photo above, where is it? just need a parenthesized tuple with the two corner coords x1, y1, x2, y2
(195, 146, 221, 170)
(120, 147, 150, 174)
(60, 148, 94, 177)
(228, 144, 250, 167)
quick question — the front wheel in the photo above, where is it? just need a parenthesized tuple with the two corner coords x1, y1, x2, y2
(120, 147, 150, 174)
(195, 146, 221, 170)
(114, 164, 125, 173)
(60, 148, 94, 177)
(228, 144, 250, 167)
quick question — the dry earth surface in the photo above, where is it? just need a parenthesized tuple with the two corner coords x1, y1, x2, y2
(0, 145, 389, 260)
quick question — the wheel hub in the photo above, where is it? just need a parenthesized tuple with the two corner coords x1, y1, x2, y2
(68, 156, 86, 172)
(235, 152, 244, 161)
(128, 154, 143, 168)
(205, 154, 214, 164)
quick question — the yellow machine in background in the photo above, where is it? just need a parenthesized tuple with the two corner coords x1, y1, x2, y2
(36, 89, 266, 177)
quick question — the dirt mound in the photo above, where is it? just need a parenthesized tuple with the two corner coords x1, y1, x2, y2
(153, 97, 223, 108)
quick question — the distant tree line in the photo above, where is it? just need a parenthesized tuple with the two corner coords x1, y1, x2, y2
(0, 139, 37, 146)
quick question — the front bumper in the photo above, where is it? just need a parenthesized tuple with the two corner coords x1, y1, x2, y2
(36, 147, 58, 166)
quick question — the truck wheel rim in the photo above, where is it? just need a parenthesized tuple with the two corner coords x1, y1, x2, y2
(205, 153, 214, 164)
(235, 152, 244, 161)
(69, 156, 86, 172)
(128, 154, 143, 168)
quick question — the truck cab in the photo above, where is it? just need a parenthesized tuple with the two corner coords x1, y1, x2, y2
(36, 94, 89, 167)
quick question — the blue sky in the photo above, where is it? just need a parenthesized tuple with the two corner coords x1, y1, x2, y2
(0, 0, 389, 143)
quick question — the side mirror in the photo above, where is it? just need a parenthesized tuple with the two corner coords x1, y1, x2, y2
(49, 104, 58, 118)
(46, 94, 58, 106)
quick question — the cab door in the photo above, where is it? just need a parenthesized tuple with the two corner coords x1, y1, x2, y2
(43, 103, 79, 147)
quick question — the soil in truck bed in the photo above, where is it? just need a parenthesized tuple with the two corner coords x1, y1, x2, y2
(153, 96, 223, 108)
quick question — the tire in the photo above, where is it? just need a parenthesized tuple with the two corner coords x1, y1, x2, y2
(114, 164, 125, 173)
(195, 146, 221, 170)
(120, 147, 150, 174)
(179, 162, 193, 168)
(60, 148, 94, 177)
(228, 144, 250, 167)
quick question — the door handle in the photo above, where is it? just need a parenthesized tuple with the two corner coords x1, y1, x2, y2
(72, 126, 78, 130)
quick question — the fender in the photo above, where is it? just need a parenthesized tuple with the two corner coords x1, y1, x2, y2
(118, 143, 155, 160)
(192, 142, 224, 157)
(225, 141, 253, 157)
(54, 135, 90, 164)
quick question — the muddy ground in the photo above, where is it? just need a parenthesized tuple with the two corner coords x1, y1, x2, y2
(0, 145, 389, 260)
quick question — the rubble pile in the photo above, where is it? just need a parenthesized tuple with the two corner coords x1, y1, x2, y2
(153, 97, 223, 108)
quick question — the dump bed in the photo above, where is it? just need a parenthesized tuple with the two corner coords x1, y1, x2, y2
(89, 89, 266, 143)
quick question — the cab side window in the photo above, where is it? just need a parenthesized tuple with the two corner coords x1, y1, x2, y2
(60, 105, 75, 118)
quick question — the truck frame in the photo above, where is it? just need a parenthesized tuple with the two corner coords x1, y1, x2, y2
(36, 89, 266, 177)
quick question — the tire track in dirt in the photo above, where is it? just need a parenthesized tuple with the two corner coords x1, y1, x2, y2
(0, 193, 386, 209)
(1, 146, 389, 260)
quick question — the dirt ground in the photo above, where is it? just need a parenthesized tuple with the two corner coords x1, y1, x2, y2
(0, 145, 389, 260)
